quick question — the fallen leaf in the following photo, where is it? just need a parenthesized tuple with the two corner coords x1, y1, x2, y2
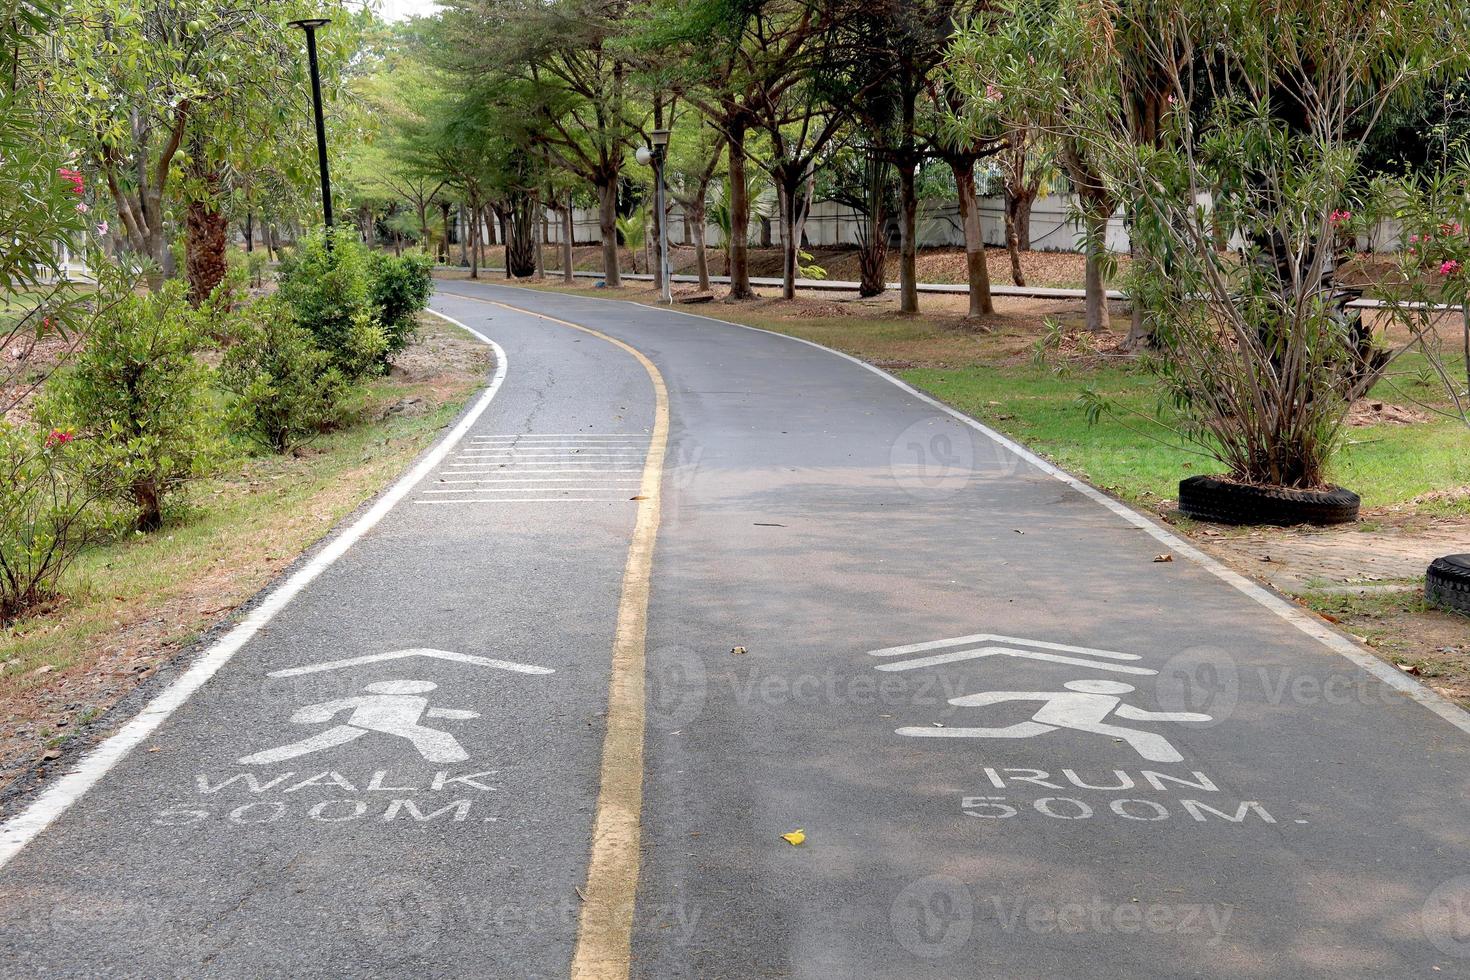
(630, 495, 648, 501)
(1319, 612, 1340, 624)
(1153, 554, 1173, 563)
(147, 746, 161, 753)
(731, 646, 747, 655)
(1013, 529, 1024, 535)
(1396, 662, 1421, 675)
(41, 749, 61, 761)
(781, 829, 806, 846)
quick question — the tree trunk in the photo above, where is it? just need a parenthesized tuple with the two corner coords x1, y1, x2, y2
(458, 205, 468, 266)
(897, 159, 919, 315)
(133, 478, 162, 533)
(1004, 191, 1026, 286)
(691, 203, 710, 291)
(596, 180, 621, 288)
(1016, 192, 1033, 250)
(951, 157, 994, 318)
(244, 212, 255, 252)
(726, 120, 753, 300)
(561, 198, 575, 284)
(1082, 202, 1111, 333)
(534, 202, 546, 279)
(468, 198, 480, 280)
(777, 180, 799, 301)
(499, 210, 511, 279)
(184, 163, 228, 307)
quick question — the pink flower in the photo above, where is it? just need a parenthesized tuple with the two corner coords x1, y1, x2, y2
(985, 84, 1002, 102)
(75, 202, 89, 214)
(1441, 259, 1461, 276)
(1409, 234, 1420, 243)
(56, 167, 84, 196)
(44, 429, 74, 449)
(1329, 209, 1352, 227)
(96, 220, 108, 236)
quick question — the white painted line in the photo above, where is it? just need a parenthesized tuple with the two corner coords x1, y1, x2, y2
(467, 433, 647, 438)
(469, 437, 645, 442)
(0, 310, 509, 870)
(502, 284, 1470, 740)
(424, 486, 633, 494)
(454, 452, 645, 458)
(874, 645, 1157, 676)
(444, 467, 643, 473)
(269, 647, 553, 678)
(434, 478, 643, 485)
(415, 497, 637, 504)
(869, 632, 1140, 661)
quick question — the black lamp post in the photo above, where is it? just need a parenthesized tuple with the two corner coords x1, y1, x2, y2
(636, 128, 672, 304)
(289, 18, 334, 230)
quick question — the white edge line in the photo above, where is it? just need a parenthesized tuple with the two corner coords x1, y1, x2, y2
(469, 283, 1470, 739)
(0, 310, 508, 870)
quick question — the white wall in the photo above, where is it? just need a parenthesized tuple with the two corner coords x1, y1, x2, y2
(544, 191, 1133, 253)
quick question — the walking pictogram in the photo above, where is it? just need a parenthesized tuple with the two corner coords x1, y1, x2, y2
(896, 679, 1211, 764)
(240, 680, 480, 765)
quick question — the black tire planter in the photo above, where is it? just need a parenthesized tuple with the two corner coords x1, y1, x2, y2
(1178, 474, 1360, 527)
(1426, 554, 1470, 615)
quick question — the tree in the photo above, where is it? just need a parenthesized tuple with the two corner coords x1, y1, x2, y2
(46, 0, 359, 292)
(639, 0, 822, 300)
(948, 0, 1117, 332)
(436, 0, 645, 288)
(1070, 0, 1470, 488)
(851, 0, 997, 316)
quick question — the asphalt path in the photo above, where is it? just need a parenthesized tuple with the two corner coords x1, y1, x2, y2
(1, 279, 1468, 979)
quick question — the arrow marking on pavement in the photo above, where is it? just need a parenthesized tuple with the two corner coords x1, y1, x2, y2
(268, 648, 554, 678)
(870, 633, 1157, 676)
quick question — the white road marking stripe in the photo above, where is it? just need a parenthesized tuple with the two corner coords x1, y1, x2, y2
(874, 645, 1157, 676)
(415, 497, 637, 504)
(269, 647, 553, 677)
(868, 632, 1140, 660)
(424, 487, 634, 494)
(444, 467, 643, 472)
(0, 310, 510, 870)
(454, 453, 645, 458)
(433, 478, 642, 485)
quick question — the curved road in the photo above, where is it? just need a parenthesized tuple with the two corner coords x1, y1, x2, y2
(1, 279, 1468, 978)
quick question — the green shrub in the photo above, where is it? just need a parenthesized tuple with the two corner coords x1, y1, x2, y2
(369, 249, 433, 357)
(219, 299, 350, 454)
(276, 228, 388, 378)
(40, 282, 217, 532)
(0, 423, 117, 622)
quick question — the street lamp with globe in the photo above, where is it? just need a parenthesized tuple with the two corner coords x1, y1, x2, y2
(636, 129, 672, 304)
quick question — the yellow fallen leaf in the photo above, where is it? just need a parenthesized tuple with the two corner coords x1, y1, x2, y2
(781, 829, 806, 846)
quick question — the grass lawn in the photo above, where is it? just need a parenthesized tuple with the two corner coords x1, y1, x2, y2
(0, 314, 489, 787)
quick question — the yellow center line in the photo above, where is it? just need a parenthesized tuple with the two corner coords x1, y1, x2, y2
(455, 294, 666, 980)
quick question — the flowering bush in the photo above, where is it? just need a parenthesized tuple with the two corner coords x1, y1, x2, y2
(0, 423, 116, 623)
